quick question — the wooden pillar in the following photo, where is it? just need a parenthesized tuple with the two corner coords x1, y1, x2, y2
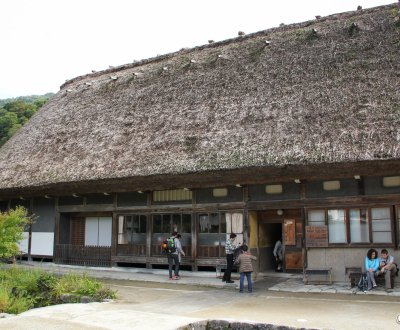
(27, 198, 34, 261)
(111, 212, 118, 266)
(53, 213, 60, 262)
(146, 211, 152, 269)
(192, 210, 198, 271)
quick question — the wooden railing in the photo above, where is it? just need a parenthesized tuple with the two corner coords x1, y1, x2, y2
(54, 244, 111, 267)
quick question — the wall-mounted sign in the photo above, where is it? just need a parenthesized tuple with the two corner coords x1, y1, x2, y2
(305, 226, 328, 247)
(284, 219, 296, 246)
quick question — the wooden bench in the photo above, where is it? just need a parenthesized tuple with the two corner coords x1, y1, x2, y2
(216, 258, 227, 278)
(303, 267, 332, 285)
(215, 258, 239, 278)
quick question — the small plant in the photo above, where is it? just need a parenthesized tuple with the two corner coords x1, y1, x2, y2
(348, 22, 360, 36)
(390, 8, 400, 28)
(0, 284, 10, 311)
(184, 136, 198, 153)
(73, 275, 101, 296)
(94, 287, 117, 301)
(6, 294, 34, 314)
(248, 41, 268, 62)
(306, 28, 319, 42)
(35, 272, 58, 306)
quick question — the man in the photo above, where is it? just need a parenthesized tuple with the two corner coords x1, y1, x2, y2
(273, 238, 283, 272)
(376, 249, 397, 291)
(167, 231, 185, 280)
(222, 233, 237, 283)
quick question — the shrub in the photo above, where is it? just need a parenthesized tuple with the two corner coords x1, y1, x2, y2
(53, 273, 107, 298)
(11, 267, 41, 296)
(0, 280, 34, 314)
(0, 284, 10, 312)
(94, 287, 117, 301)
(6, 295, 34, 314)
(0, 207, 32, 259)
(0, 268, 116, 314)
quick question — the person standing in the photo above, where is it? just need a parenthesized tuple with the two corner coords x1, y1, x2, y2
(235, 244, 257, 293)
(273, 238, 283, 272)
(365, 248, 379, 290)
(167, 231, 185, 280)
(222, 233, 237, 283)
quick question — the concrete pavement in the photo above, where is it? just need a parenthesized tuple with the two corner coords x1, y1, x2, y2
(1, 262, 400, 329)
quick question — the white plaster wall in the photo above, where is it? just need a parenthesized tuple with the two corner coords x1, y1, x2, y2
(31, 232, 54, 256)
(18, 232, 54, 256)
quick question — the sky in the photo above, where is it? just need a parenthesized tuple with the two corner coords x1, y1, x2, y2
(0, 0, 395, 99)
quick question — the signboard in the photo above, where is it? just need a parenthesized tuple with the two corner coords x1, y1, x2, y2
(284, 219, 296, 246)
(305, 226, 328, 247)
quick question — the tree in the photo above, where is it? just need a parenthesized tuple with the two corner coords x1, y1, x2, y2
(0, 96, 50, 147)
(0, 111, 20, 145)
(0, 207, 31, 259)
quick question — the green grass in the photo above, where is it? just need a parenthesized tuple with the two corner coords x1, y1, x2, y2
(0, 266, 116, 314)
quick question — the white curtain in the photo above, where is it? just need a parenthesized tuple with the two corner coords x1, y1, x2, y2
(226, 213, 232, 233)
(118, 216, 128, 244)
(85, 216, 112, 247)
(226, 213, 243, 240)
(232, 213, 243, 233)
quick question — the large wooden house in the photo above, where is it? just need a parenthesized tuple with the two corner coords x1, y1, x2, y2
(0, 3, 399, 281)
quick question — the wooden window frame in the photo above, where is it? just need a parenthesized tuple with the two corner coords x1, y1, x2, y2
(118, 214, 148, 245)
(306, 205, 395, 247)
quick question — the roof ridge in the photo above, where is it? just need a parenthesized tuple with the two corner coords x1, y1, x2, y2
(60, 3, 397, 90)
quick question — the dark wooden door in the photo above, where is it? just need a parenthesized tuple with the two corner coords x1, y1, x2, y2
(70, 217, 85, 245)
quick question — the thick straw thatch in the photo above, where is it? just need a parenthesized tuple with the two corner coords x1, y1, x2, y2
(0, 4, 399, 196)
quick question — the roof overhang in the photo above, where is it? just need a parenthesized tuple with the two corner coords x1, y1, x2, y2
(1, 159, 399, 199)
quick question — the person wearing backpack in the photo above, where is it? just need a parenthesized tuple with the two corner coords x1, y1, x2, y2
(166, 231, 185, 280)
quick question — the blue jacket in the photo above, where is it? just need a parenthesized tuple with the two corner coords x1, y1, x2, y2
(365, 256, 379, 271)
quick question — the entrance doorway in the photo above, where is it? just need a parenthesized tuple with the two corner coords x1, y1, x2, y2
(256, 209, 303, 272)
(258, 222, 282, 271)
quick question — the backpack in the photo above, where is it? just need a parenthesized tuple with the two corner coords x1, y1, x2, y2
(233, 246, 242, 263)
(357, 273, 368, 292)
(162, 237, 176, 254)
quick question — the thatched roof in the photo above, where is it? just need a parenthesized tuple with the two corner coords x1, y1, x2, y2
(0, 3, 399, 197)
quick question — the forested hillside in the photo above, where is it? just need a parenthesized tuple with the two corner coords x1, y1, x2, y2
(0, 94, 53, 147)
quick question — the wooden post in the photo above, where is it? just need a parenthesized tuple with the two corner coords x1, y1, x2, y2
(111, 212, 118, 266)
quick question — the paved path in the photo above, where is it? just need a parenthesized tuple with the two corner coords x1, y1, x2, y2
(1, 262, 400, 329)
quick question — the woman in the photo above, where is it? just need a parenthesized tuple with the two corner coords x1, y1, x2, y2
(365, 248, 379, 290)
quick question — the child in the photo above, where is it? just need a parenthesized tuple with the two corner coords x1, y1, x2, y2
(235, 244, 257, 293)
